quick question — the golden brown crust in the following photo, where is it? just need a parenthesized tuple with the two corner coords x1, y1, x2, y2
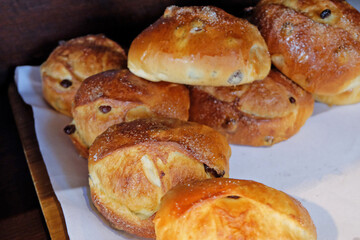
(41, 34, 127, 116)
(189, 70, 314, 146)
(67, 69, 190, 157)
(89, 117, 230, 174)
(154, 178, 317, 240)
(88, 118, 231, 238)
(254, 0, 360, 99)
(128, 6, 270, 86)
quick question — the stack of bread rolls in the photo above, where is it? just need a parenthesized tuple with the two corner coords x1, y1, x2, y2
(128, 5, 314, 147)
(40, 0, 360, 238)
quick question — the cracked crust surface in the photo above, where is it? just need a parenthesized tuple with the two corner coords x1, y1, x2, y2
(254, 0, 360, 104)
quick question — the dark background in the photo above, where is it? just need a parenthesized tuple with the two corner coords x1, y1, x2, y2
(0, 0, 258, 239)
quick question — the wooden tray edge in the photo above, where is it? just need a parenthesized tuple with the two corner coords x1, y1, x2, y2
(8, 82, 69, 240)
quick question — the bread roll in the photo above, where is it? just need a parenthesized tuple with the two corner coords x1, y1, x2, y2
(128, 6, 270, 86)
(254, 0, 360, 104)
(64, 69, 190, 158)
(41, 34, 127, 116)
(88, 117, 231, 238)
(154, 178, 317, 240)
(189, 70, 314, 146)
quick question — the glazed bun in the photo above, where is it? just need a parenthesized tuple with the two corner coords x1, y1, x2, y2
(254, 0, 360, 105)
(88, 117, 231, 238)
(154, 178, 317, 240)
(41, 34, 127, 116)
(64, 69, 190, 158)
(128, 5, 270, 86)
(189, 70, 314, 146)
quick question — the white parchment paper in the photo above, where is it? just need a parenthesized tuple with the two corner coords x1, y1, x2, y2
(14, 2, 360, 237)
(15, 66, 360, 240)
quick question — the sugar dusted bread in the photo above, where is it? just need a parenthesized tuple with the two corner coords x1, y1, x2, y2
(128, 6, 270, 86)
(154, 178, 317, 240)
(88, 117, 231, 238)
(64, 69, 190, 158)
(189, 70, 314, 146)
(41, 34, 127, 116)
(254, 0, 360, 105)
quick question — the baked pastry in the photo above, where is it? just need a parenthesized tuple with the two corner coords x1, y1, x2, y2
(88, 117, 231, 238)
(41, 34, 127, 116)
(64, 69, 190, 158)
(254, 0, 360, 105)
(189, 70, 314, 146)
(154, 178, 317, 240)
(128, 5, 270, 86)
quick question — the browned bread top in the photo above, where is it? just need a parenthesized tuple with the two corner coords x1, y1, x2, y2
(66, 69, 190, 158)
(42, 34, 127, 80)
(73, 69, 189, 119)
(254, 0, 360, 96)
(128, 6, 270, 86)
(154, 178, 317, 240)
(89, 117, 230, 176)
(41, 34, 127, 116)
(258, 0, 360, 35)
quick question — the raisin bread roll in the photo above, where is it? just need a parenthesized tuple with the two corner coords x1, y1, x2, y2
(41, 34, 127, 116)
(128, 6, 270, 86)
(88, 118, 231, 238)
(254, 0, 360, 105)
(189, 70, 314, 146)
(65, 69, 189, 158)
(154, 178, 317, 240)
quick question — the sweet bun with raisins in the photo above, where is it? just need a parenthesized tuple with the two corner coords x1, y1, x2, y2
(41, 34, 127, 116)
(189, 70, 314, 146)
(65, 69, 190, 158)
(128, 5, 270, 86)
(254, 0, 360, 105)
(154, 178, 317, 240)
